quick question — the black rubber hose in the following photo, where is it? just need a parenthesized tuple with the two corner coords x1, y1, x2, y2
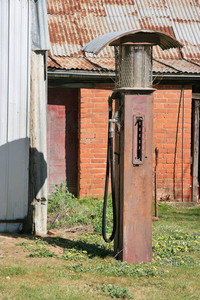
(102, 99, 117, 243)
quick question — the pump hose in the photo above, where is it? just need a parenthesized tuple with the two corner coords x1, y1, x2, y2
(102, 97, 117, 243)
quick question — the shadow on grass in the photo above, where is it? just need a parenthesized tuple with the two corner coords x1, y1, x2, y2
(160, 210, 200, 219)
(43, 236, 113, 258)
(1, 233, 113, 259)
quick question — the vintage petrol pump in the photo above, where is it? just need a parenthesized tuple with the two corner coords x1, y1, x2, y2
(83, 30, 181, 263)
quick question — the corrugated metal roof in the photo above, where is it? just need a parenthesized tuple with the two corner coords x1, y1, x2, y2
(47, 0, 200, 74)
(190, 59, 200, 66)
(48, 56, 200, 74)
(48, 56, 101, 70)
(154, 58, 200, 73)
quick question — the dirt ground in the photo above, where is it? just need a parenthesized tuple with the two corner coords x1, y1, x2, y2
(0, 234, 27, 261)
(0, 226, 92, 264)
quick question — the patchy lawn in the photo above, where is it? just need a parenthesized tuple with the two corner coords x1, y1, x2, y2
(0, 203, 199, 299)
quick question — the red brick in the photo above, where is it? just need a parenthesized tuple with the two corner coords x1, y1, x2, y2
(78, 85, 192, 201)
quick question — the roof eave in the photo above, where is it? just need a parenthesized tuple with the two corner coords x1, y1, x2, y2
(48, 70, 200, 82)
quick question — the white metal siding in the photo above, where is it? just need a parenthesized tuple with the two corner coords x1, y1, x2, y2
(0, 0, 30, 231)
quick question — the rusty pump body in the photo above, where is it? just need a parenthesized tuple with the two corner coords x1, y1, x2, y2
(114, 92, 154, 263)
(83, 30, 182, 263)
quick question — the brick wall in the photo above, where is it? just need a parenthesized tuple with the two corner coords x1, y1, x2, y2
(79, 84, 192, 201)
(79, 84, 114, 197)
(154, 85, 192, 202)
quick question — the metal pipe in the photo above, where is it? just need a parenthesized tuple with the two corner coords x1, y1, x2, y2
(154, 147, 159, 219)
(173, 88, 182, 200)
(182, 86, 185, 202)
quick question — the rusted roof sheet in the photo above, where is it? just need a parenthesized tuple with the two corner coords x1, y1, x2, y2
(48, 56, 200, 74)
(47, 0, 200, 74)
(48, 56, 101, 70)
(154, 59, 200, 73)
(190, 59, 200, 66)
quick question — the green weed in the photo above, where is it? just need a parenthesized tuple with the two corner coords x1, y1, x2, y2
(63, 248, 88, 261)
(48, 181, 75, 213)
(98, 284, 134, 299)
(152, 228, 200, 266)
(48, 182, 114, 234)
(66, 261, 164, 278)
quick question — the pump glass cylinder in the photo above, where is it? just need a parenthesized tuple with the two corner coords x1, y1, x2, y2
(115, 45, 152, 89)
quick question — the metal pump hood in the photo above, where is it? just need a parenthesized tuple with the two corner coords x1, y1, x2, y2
(82, 29, 182, 54)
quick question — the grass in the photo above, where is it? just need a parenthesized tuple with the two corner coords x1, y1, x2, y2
(154, 203, 200, 232)
(0, 183, 199, 299)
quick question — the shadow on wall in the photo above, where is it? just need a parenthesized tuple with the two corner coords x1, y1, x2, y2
(0, 138, 47, 233)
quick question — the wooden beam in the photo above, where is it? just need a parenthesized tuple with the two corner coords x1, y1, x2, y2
(0, 219, 24, 223)
(192, 93, 200, 100)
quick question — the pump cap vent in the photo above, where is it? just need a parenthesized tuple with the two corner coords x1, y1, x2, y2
(115, 45, 153, 89)
(82, 29, 182, 55)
